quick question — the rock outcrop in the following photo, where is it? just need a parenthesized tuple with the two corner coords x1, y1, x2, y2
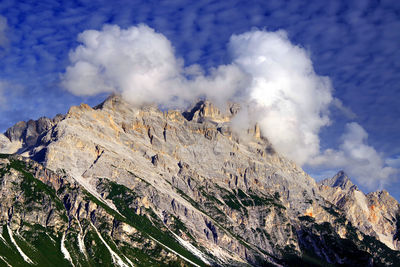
(0, 114, 65, 154)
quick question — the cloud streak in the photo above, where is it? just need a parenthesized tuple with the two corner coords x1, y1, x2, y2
(61, 24, 397, 190)
(0, 16, 8, 106)
(0, 15, 7, 48)
(0, 81, 5, 105)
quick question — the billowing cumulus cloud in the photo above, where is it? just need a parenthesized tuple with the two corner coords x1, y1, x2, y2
(61, 24, 247, 108)
(229, 30, 333, 165)
(62, 25, 187, 105)
(62, 24, 397, 190)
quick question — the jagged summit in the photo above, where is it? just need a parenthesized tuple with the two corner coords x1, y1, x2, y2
(182, 99, 240, 123)
(0, 94, 400, 266)
(0, 95, 255, 156)
(0, 114, 65, 154)
(319, 170, 358, 191)
(93, 93, 121, 110)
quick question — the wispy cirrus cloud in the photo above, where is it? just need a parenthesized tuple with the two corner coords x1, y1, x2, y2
(0, 15, 9, 106)
(0, 81, 5, 105)
(0, 15, 7, 49)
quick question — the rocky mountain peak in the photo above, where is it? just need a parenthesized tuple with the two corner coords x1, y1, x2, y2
(2, 115, 65, 153)
(319, 170, 358, 191)
(182, 99, 240, 123)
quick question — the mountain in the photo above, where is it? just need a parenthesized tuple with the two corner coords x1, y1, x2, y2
(319, 172, 400, 251)
(0, 95, 399, 266)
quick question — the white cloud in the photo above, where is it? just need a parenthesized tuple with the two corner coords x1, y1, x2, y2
(310, 122, 397, 189)
(61, 24, 247, 109)
(0, 81, 25, 110)
(62, 24, 185, 105)
(62, 24, 397, 190)
(228, 30, 333, 165)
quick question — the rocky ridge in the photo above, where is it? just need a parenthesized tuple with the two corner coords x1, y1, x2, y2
(0, 95, 399, 266)
(319, 172, 400, 251)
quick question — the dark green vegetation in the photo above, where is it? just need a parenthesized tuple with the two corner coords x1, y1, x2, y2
(10, 158, 66, 213)
(0, 224, 72, 267)
(284, 215, 400, 267)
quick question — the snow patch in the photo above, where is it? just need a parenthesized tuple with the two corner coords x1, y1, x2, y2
(0, 256, 12, 267)
(155, 211, 210, 264)
(148, 235, 201, 267)
(61, 232, 75, 267)
(77, 232, 86, 255)
(7, 225, 34, 264)
(123, 256, 134, 267)
(46, 233, 56, 244)
(170, 232, 211, 265)
(0, 232, 9, 246)
(90, 222, 131, 267)
(74, 216, 87, 256)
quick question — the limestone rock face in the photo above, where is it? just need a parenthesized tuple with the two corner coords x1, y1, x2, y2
(319, 171, 358, 191)
(0, 133, 12, 152)
(1, 94, 399, 266)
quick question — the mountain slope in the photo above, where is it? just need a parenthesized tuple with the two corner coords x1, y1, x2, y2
(319, 172, 400, 250)
(0, 154, 209, 267)
(0, 95, 399, 266)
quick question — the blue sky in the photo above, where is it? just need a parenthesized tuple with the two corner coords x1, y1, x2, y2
(0, 0, 399, 199)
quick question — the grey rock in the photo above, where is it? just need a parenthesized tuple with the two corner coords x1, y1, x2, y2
(319, 170, 358, 191)
(1, 95, 399, 266)
(3, 116, 56, 150)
